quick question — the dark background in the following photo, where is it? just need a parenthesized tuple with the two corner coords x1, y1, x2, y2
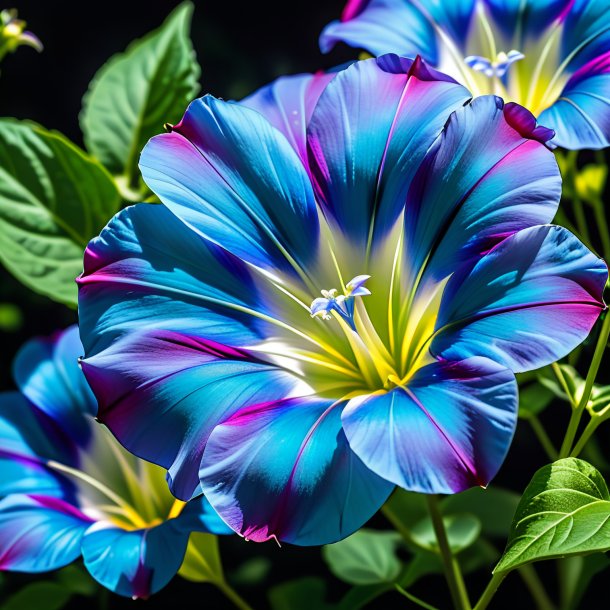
(0, 1, 608, 608)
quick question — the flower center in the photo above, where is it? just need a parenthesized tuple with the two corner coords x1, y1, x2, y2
(465, 50, 525, 79)
(48, 423, 182, 531)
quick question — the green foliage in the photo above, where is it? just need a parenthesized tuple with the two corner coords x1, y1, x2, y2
(411, 514, 481, 554)
(80, 1, 200, 190)
(269, 577, 332, 610)
(0, 302, 22, 331)
(0, 582, 71, 610)
(229, 557, 272, 587)
(0, 120, 121, 305)
(518, 382, 555, 418)
(178, 532, 224, 584)
(323, 529, 402, 585)
(575, 164, 607, 203)
(54, 565, 97, 597)
(496, 458, 610, 572)
(441, 487, 520, 539)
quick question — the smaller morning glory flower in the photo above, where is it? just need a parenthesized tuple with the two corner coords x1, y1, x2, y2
(0, 326, 230, 598)
(321, 0, 610, 149)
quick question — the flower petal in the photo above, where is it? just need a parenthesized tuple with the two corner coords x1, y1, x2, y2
(540, 51, 610, 150)
(199, 397, 393, 546)
(432, 225, 607, 372)
(0, 393, 76, 498)
(240, 71, 335, 164)
(81, 330, 296, 501)
(342, 358, 517, 493)
(13, 326, 96, 446)
(175, 495, 233, 536)
(81, 520, 189, 598)
(405, 95, 560, 288)
(0, 494, 91, 572)
(77, 203, 265, 356)
(320, 0, 437, 61)
(307, 55, 469, 246)
(561, 0, 610, 72)
(139, 96, 319, 275)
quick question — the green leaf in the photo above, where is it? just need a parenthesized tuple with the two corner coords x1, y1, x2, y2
(518, 382, 555, 418)
(229, 557, 271, 586)
(269, 577, 332, 610)
(80, 1, 200, 187)
(496, 458, 610, 573)
(178, 532, 224, 584)
(401, 539, 498, 587)
(0, 582, 72, 610)
(323, 529, 402, 585)
(410, 514, 481, 554)
(442, 487, 520, 539)
(55, 564, 97, 596)
(0, 119, 121, 305)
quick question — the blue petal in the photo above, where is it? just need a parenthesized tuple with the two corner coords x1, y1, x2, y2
(240, 71, 336, 163)
(320, 0, 438, 61)
(81, 330, 296, 501)
(307, 55, 469, 246)
(341, 358, 517, 493)
(433, 225, 607, 372)
(0, 392, 77, 498)
(199, 397, 393, 545)
(405, 95, 560, 289)
(175, 495, 233, 536)
(13, 326, 96, 446)
(560, 0, 610, 72)
(78, 203, 265, 357)
(539, 52, 610, 150)
(139, 96, 319, 276)
(0, 494, 91, 572)
(81, 520, 189, 598)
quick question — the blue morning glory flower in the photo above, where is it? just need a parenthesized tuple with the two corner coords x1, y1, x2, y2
(77, 55, 607, 547)
(321, 0, 610, 149)
(0, 326, 230, 598)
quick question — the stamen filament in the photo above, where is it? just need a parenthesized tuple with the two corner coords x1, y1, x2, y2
(47, 460, 148, 529)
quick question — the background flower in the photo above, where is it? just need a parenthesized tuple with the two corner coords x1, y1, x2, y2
(321, 0, 610, 149)
(78, 55, 607, 548)
(0, 325, 230, 598)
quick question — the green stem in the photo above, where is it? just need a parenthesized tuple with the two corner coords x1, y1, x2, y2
(593, 198, 610, 261)
(473, 572, 507, 610)
(518, 564, 556, 610)
(217, 581, 254, 610)
(528, 415, 558, 461)
(551, 362, 576, 406)
(426, 495, 471, 610)
(395, 584, 441, 610)
(570, 417, 602, 458)
(572, 195, 592, 247)
(559, 312, 610, 458)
